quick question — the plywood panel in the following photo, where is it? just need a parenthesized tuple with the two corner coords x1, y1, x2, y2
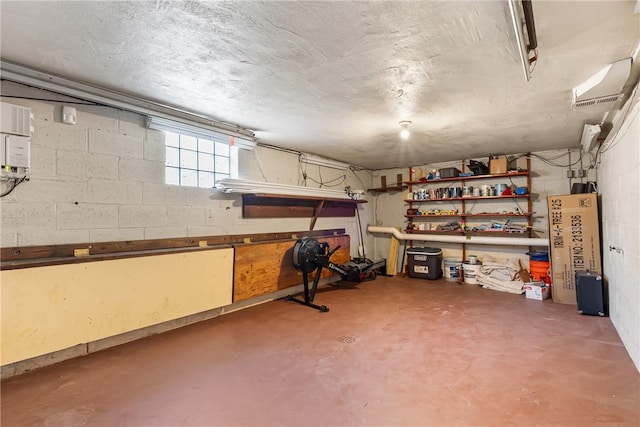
(233, 236, 350, 302)
(0, 248, 233, 365)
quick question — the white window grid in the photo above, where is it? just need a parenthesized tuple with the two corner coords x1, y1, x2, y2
(165, 131, 231, 188)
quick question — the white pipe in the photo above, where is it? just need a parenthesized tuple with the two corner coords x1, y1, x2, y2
(368, 226, 549, 247)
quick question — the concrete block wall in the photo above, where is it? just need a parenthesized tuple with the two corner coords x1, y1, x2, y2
(599, 91, 640, 372)
(0, 82, 374, 256)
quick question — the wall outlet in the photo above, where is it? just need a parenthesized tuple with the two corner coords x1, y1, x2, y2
(577, 169, 586, 178)
(566, 170, 575, 178)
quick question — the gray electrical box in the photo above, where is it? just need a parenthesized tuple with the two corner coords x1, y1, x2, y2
(2, 134, 30, 168)
(0, 102, 32, 179)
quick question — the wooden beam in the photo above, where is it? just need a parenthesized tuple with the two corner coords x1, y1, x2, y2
(1, 228, 347, 267)
(309, 200, 325, 231)
(387, 232, 400, 276)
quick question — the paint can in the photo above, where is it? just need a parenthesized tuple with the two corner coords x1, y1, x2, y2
(462, 186, 473, 197)
(472, 187, 481, 197)
(480, 185, 491, 197)
(463, 262, 482, 285)
(443, 257, 462, 281)
(495, 183, 508, 195)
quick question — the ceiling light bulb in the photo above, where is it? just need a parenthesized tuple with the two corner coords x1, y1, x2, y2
(399, 120, 412, 141)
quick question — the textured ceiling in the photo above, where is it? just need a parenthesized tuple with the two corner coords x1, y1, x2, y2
(1, 1, 639, 169)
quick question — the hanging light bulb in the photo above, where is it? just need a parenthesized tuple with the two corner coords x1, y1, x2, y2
(399, 121, 412, 141)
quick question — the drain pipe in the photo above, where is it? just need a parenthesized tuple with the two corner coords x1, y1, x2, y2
(368, 226, 549, 247)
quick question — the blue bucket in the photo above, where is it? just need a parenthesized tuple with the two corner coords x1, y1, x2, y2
(527, 251, 549, 262)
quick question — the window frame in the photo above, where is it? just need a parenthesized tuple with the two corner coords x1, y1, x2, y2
(164, 130, 238, 188)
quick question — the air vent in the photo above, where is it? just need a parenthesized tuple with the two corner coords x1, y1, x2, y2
(573, 93, 625, 109)
(0, 102, 33, 136)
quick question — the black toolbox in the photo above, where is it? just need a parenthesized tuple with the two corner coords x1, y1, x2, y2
(438, 167, 461, 178)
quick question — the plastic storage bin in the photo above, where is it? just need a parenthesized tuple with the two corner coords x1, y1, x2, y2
(407, 247, 442, 280)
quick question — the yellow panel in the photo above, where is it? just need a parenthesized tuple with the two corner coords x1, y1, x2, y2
(1, 248, 233, 365)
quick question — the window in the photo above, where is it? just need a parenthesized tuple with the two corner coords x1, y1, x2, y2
(164, 131, 233, 188)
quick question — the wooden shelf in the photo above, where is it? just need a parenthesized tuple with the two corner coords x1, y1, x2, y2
(242, 194, 366, 231)
(462, 213, 531, 218)
(370, 173, 406, 194)
(405, 214, 460, 218)
(405, 213, 531, 219)
(368, 185, 408, 193)
(404, 171, 529, 185)
(404, 194, 528, 203)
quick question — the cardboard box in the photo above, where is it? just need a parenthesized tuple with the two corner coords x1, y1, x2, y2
(490, 157, 508, 174)
(547, 193, 602, 304)
(525, 282, 550, 300)
(508, 156, 528, 171)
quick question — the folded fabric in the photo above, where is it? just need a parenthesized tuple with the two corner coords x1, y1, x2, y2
(476, 256, 525, 294)
(479, 255, 521, 271)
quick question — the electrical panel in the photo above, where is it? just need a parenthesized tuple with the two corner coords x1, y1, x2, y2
(0, 102, 33, 179)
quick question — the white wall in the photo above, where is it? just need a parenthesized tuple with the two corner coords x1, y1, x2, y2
(369, 150, 590, 269)
(599, 88, 640, 372)
(0, 81, 374, 257)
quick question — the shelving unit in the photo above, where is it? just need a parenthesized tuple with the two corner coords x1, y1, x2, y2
(404, 157, 532, 259)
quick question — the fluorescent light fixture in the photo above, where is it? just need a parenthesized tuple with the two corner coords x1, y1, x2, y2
(580, 124, 601, 153)
(508, 0, 537, 82)
(147, 116, 256, 150)
(0, 60, 256, 142)
(214, 178, 351, 199)
(299, 153, 350, 170)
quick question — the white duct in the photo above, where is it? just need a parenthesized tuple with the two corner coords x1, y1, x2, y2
(368, 226, 549, 247)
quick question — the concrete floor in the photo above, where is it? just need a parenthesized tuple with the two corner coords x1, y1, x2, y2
(2, 277, 639, 426)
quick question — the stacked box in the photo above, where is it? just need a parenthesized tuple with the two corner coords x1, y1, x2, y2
(547, 193, 602, 304)
(490, 157, 508, 174)
(525, 282, 550, 300)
